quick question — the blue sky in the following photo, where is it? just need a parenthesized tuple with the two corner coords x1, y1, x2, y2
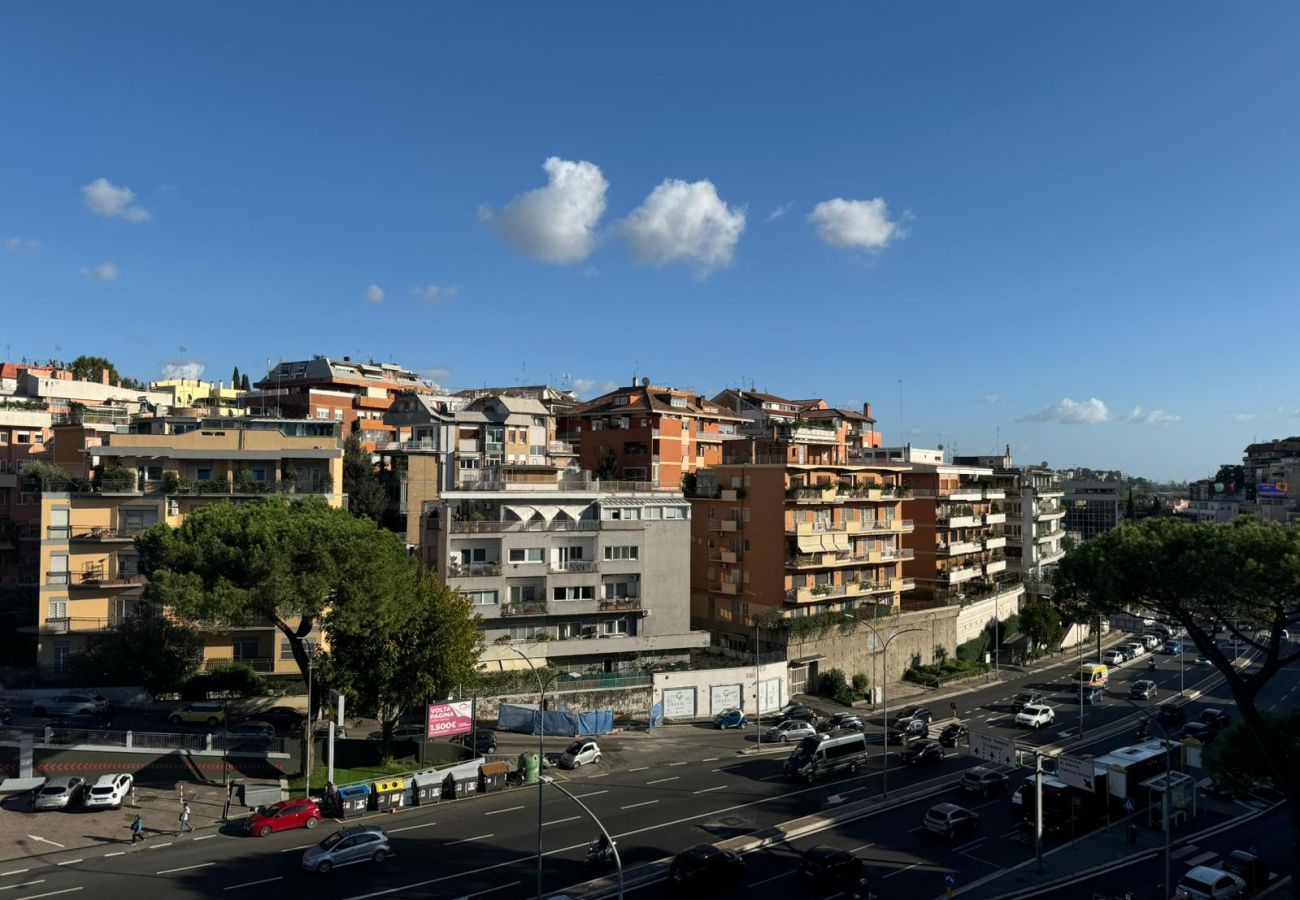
(3, 3, 1299, 480)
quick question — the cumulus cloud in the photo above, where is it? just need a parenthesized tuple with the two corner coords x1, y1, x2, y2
(572, 378, 619, 398)
(1016, 397, 1111, 425)
(1122, 406, 1181, 426)
(80, 262, 120, 282)
(808, 197, 901, 252)
(412, 284, 459, 305)
(622, 178, 746, 272)
(764, 203, 792, 223)
(365, 284, 385, 303)
(4, 237, 42, 254)
(1231, 413, 1257, 424)
(418, 367, 452, 387)
(480, 157, 607, 264)
(82, 177, 151, 222)
(161, 360, 205, 380)
(982, 394, 1001, 405)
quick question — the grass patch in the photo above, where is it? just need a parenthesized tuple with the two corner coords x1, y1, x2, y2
(286, 758, 421, 792)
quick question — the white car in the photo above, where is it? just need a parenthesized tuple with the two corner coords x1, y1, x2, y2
(84, 773, 133, 810)
(1103, 650, 1126, 666)
(1015, 704, 1055, 729)
(559, 739, 601, 768)
(1175, 865, 1246, 899)
(765, 720, 817, 743)
(1124, 642, 1147, 658)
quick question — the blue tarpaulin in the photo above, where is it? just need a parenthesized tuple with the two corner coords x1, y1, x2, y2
(576, 709, 613, 736)
(497, 704, 614, 736)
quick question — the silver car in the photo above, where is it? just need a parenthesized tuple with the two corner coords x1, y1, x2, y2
(31, 693, 106, 717)
(302, 826, 392, 873)
(34, 776, 86, 810)
(765, 720, 817, 743)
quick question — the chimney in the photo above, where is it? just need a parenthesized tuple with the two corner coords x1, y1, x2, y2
(101, 368, 110, 385)
(862, 402, 872, 419)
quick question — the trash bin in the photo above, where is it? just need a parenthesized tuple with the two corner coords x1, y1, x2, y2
(337, 784, 371, 818)
(412, 774, 440, 806)
(480, 761, 509, 793)
(371, 778, 406, 812)
(520, 752, 540, 785)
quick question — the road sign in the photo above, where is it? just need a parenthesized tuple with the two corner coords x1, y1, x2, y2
(969, 731, 1016, 768)
(1123, 797, 1136, 813)
(1057, 754, 1096, 791)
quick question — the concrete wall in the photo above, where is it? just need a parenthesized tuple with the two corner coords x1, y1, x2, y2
(652, 660, 788, 720)
(785, 606, 960, 689)
(473, 685, 653, 721)
(953, 585, 1025, 647)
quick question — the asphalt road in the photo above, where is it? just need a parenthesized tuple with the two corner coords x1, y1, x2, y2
(2, 635, 1294, 900)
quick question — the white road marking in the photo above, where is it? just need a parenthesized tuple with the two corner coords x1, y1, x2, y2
(759, 773, 786, 781)
(149, 842, 173, 849)
(882, 862, 920, 879)
(848, 842, 875, 852)
(751, 871, 795, 887)
(485, 805, 525, 816)
(25, 836, 64, 848)
(627, 766, 649, 772)
(544, 816, 581, 827)
(103, 852, 125, 858)
(621, 800, 659, 810)
(448, 834, 494, 846)
(10, 890, 80, 900)
(645, 776, 679, 785)
(55, 860, 83, 867)
(905, 825, 924, 833)
(192, 834, 216, 841)
(224, 876, 284, 891)
(279, 843, 316, 852)
(0, 871, 29, 877)
(0, 881, 45, 892)
(457, 883, 520, 900)
(157, 862, 215, 875)
(701, 757, 719, 762)
(955, 838, 985, 852)
(573, 790, 608, 799)
(669, 761, 689, 767)
(694, 785, 727, 794)
(389, 821, 440, 833)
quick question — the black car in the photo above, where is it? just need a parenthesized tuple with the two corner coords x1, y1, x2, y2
(959, 766, 1008, 797)
(776, 705, 818, 724)
(1156, 704, 1187, 726)
(1012, 691, 1044, 712)
(899, 740, 944, 766)
(450, 731, 498, 754)
(253, 706, 308, 733)
(669, 844, 745, 889)
(826, 713, 863, 731)
(937, 723, 968, 747)
(1179, 721, 1217, 745)
(1199, 708, 1232, 732)
(892, 706, 932, 727)
(887, 718, 929, 744)
(800, 846, 863, 885)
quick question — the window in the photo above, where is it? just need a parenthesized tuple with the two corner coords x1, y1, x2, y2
(232, 639, 259, 662)
(251, 467, 269, 483)
(508, 548, 544, 563)
(53, 642, 70, 672)
(643, 506, 661, 520)
(195, 466, 213, 481)
(280, 639, 295, 661)
(553, 586, 595, 601)
(142, 464, 163, 482)
(603, 577, 639, 599)
(509, 584, 542, 604)
(670, 397, 687, 408)
(0, 432, 6, 444)
(48, 554, 68, 585)
(316, 409, 330, 419)
(602, 618, 629, 635)
(664, 507, 681, 519)
(558, 621, 588, 639)
(604, 545, 639, 560)
(459, 458, 480, 470)
(16, 432, 31, 445)
(465, 590, 498, 606)
(460, 547, 487, 563)
(334, 409, 344, 421)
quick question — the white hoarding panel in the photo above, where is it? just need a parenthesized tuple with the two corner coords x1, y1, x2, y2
(662, 687, 697, 719)
(759, 678, 781, 713)
(710, 683, 741, 714)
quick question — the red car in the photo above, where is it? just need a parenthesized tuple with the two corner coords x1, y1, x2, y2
(244, 798, 322, 837)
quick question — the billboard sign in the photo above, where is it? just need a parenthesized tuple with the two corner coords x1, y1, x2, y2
(1257, 483, 1290, 499)
(969, 731, 1016, 768)
(662, 687, 697, 719)
(1056, 754, 1096, 791)
(426, 700, 474, 739)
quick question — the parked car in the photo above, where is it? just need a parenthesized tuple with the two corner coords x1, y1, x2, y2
(1012, 691, 1045, 712)
(1015, 704, 1056, 729)
(826, 713, 863, 731)
(938, 723, 968, 747)
(1124, 642, 1147, 659)
(774, 705, 818, 724)
(800, 846, 863, 886)
(899, 740, 944, 766)
(924, 802, 980, 839)
(765, 720, 817, 743)
(31, 693, 106, 718)
(1141, 634, 1163, 650)
(886, 718, 929, 744)
(84, 773, 132, 810)
(169, 702, 226, 727)
(713, 707, 747, 729)
(245, 798, 322, 837)
(960, 767, 1008, 797)
(227, 720, 276, 741)
(892, 706, 932, 727)
(252, 706, 307, 733)
(1199, 709, 1232, 732)
(1174, 865, 1246, 899)
(668, 844, 745, 889)
(369, 724, 426, 742)
(1103, 650, 1127, 666)
(450, 731, 498, 755)
(1129, 680, 1158, 700)
(34, 776, 86, 811)
(1157, 704, 1188, 726)
(559, 739, 601, 768)
(302, 826, 392, 873)
(1221, 850, 1267, 894)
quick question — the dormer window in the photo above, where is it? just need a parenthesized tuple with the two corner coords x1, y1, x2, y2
(671, 397, 687, 408)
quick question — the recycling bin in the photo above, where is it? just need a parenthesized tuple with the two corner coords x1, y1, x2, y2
(337, 784, 371, 818)
(480, 761, 509, 793)
(412, 773, 440, 806)
(371, 778, 406, 812)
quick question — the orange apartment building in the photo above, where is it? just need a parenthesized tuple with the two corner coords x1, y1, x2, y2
(564, 381, 746, 490)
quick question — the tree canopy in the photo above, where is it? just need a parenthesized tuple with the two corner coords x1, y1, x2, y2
(1019, 599, 1064, 651)
(342, 434, 387, 523)
(67, 611, 202, 695)
(68, 355, 121, 384)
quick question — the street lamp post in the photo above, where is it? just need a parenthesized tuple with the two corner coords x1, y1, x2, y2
(545, 779, 624, 900)
(845, 615, 927, 798)
(304, 639, 316, 798)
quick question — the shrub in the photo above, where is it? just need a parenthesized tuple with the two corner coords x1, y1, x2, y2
(851, 672, 869, 693)
(181, 663, 266, 700)
(817, 667, 848, 699)
(956, 633, 988, 664)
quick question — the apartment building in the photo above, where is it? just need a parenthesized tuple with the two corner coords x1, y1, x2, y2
(1063, 480, 1124, 540)
(1241, 437, 1300, 524)
(713, 389, 882, 464)
(149, 378, 246, 416)
(0, 405, 52, 588)
(425, 468, 708, 672)
(34, 416, 344, 679)
(1, 361, 169, 417)
(247, 356, 433, 449)
(564, 381, 746, 490)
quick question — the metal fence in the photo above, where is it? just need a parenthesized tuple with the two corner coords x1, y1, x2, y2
(0, 724, 285, 755)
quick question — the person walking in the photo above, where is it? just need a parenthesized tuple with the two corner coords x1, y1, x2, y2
(178, 803, 193, 834)
(130, 815, 144, 844)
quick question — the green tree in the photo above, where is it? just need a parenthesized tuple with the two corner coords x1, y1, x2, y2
(240, 373, 251, 392)
(1124, 488, 1136, 520)
(594, 446, 620, 481)
(231, 366, 241, 388)
(67, 611, 203, 695)
(136, 497, 419, 684)
(343, 433, 387, 523)
(323, 569, 483, 742)
(1019, 600, 1063, 651)
(1205, 711, 1300, 795)
(68, 355, 121, 384)
(1055, 517, 1300, 881)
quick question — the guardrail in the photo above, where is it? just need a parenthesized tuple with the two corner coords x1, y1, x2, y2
(0, 724, 288, 755)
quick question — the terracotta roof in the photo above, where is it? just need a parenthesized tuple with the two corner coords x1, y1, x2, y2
(578, 385, 745, 421)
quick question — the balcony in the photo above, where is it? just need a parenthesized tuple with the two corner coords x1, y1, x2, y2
(719, 519, 738, 532)
(985, 559, 1008, 575)
(599, 596, 642, 612)
(1039, 547, 1066, 566)
(548, 440, 575, 455)
(719, 550, 737, 564)
(785, 577, 910, 603)
(939, 565, 982, 585)
(1035, 528, 1063, 544)
(169, 477, 334, 497)
(549, 560, 598, 574)
(70, 571, 143, 590)
(43, 616, 121, 634)
(938, 540, 981, 556)
(70, 526, 147, 543)
(501, 601, 549, 618)
(984, 536, 1008, 550)
(984, 513, 1007, 525)
(448, 520, 600, 534)
(203, 657, 275, 673)
(446, 561, 503, 578)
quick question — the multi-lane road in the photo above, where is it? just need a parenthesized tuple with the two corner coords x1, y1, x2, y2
(1, 636, 1294, 900)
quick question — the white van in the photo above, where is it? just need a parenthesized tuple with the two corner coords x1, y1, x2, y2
(784, 731, 869, 782)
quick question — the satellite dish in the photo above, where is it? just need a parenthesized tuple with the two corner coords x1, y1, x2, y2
(937, 443, 944, 450)
(641, 376, 650, 387)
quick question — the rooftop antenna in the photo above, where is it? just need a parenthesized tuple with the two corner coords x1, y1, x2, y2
(897, 379, 904, 448)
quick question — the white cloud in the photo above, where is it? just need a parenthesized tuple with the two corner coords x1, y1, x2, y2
(1016, 397, 1111, 425)
(161, 359, 205, 380)
(1231, 413, 1257, 424)
(982, 394, 1001, 405)
(808, 197, 901, 252)
(80, 262, 120, 282)
(572, 378, 618, 398)
(622, 178, 746, 273)
(412, 284, 460, 305)
(480, 157, 607, 264)
(3, 237, 42, 254)
(1122, 406, 1182, 426)
(418, 367, 452, 386)
(365, 284, 385, 303)
(82, 177, 151, 222)
(764, 203, 792, 223)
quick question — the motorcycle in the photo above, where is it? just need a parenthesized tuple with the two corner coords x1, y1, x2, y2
(851, 877, 879, 900)
(585, 837, 617, 873)
(1136, 722, 1149, 740)
(1147, 659, 1157, 671)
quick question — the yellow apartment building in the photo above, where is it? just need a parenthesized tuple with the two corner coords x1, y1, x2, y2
(35, 417, 344, 679)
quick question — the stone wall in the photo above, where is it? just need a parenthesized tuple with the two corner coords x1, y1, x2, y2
(784, 606, 961, 690)
(953, 585, 1025, 648)
(472, 686, 653, 721)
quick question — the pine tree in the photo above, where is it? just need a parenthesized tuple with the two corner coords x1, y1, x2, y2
(231, 366, 241, 388)
(240, 373, 251, 391)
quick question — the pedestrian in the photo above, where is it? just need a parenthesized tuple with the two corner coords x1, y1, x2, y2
(222, 781, 234, 822)
(130, 814, 144, 844)
(178, 803, 192, 834)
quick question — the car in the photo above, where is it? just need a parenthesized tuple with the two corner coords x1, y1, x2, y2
(559, 739, 601, 768)
(245, 798, 322, 837)
(960, 766, 1008, 797)
(887, 717, 929, 744)
(713, 707, 747, 729)
(892, 706, 932, 727)
(826, 713, 863, 731)
(1129, 680, 1158, 700)
(1194, 655, 1212, 665)
(775, 705, 818, 724)
(1180, 722, 1217, 745)
(937, 723, 968, 747)
(899, 740, 944, 766)
(1162, 641, 1183, 655)
(252, 706, 307, 732)
(668, 844, 745, 889)
(1015, 704, 1055, 729)
(227, 720, 276, 740)
(1141, 634, 1163, 650)
(84, 773, 132, 810)
(765, 720, 817, 743)
(1124, 642, 1147, 659)
(924, 802, 980, 838)
(1012, 691, 1046, 711)
(169, 702, 226, 727)
(1199, 709, 1232, 732)
(31, 693, 106, 718)
(1081, 685, 1104, 705)
(800, 845, 863, 885)
(1174, 864, 1246, 899)
(450, 731, 498, 755)
(302, 826, 392, 873)
(1157, 704, 1187, 726)
(1221, 850, 1267, 894)
(369, 724, 426, 742)
(34, 776, 86, 811)
(1103, 650, 1126, 666)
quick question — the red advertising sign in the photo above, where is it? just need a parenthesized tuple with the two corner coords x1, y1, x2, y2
(426, 700, 474, 739)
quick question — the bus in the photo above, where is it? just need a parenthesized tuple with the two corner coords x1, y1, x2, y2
(784, 732, 869, 782)
(1092, 739, 1181, 813)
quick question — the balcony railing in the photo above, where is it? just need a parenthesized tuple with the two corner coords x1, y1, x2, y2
(203, 657, 276, 673)
(446, 561, 503, 577)
(71, 526, 147, 542)
(447, 520, 600, 534)
(70, 571, 142, 588)
(599, 596, 642, 611)
(46, 525, 71, 540)
(169, 477, 334, 496)
(550, 560, 598, 574)
(43, 616, 122, 634)
(501, 601, 548, 617)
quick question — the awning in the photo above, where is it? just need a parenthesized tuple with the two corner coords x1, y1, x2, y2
(797, 535, 823, 554)
(828, 533, 851, 551)
(790, 655, 826, 666)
